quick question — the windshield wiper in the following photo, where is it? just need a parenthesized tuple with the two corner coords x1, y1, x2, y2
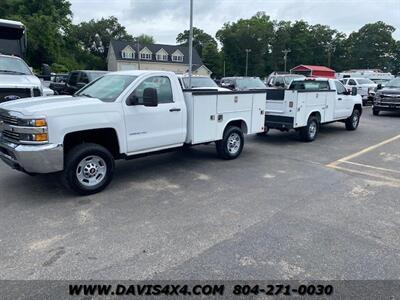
(0, 70, 26, 75)
(79, 93, 94, 98)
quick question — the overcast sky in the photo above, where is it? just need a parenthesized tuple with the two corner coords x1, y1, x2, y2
(69, 0, 400, 43)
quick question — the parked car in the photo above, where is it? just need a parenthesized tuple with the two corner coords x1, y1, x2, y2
(262, 77, 362, 142)
(177, 75, 230, 91)
(48, 73, 69, 94)
(339, 77, 377, 106)
(220, 77, 266, 91)
(266, 73, 305, 89)
(56, 70, 107, 95)
(372, 78, 400, 116)
(0, 54, 45, 103)
(0, 70, 266, 195)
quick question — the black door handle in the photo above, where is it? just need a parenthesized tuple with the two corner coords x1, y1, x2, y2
(338, 98, 342, 100)
(169, 108, 181, 112)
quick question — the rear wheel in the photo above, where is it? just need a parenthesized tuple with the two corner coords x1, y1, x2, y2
(62, 143, 115, 195)
(299, 116, 319, 142)
(345, 109, 360, 130)
(216, 126, 244, 160)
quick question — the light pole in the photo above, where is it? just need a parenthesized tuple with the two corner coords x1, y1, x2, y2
(188, 0, 194, 88)
(245, 49, 251, 76)
(282, 49, 291, 72)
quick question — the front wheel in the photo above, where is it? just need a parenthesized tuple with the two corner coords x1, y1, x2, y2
(373, 108, 380, 116)
(345, 109, 361, 130)
(216, 126, 244, 160)
(299, 116, 319, 142)
(62, 143, 115, 195)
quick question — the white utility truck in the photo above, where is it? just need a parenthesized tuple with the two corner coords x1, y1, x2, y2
(263, 78, 363, 142)
(0, 71, 266, 195)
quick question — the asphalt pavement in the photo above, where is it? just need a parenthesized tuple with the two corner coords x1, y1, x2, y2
(0, 107, 399, 281)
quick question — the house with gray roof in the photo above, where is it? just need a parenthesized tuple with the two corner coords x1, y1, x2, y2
(107, 39, 212, 76)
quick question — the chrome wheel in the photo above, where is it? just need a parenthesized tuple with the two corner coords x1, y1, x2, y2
(76, 155, 107, 187)
(309, 121, 317, 138)
(227, 132, 241, 154)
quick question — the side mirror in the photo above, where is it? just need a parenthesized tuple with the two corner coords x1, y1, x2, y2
(377, 84, 382, 90)
(143, 88, 158, 107)
(351, 87, 357, 96)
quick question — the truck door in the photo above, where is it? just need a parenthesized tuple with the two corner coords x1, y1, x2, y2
(333, 81, 352, 119)
(123, 75, 185, 153)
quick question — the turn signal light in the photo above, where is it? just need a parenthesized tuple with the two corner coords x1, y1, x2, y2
(33, 133, 48, 142)
(33, 119, 47, 127)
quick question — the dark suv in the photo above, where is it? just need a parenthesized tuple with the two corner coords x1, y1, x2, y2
(373, 78, 400, 115)
(51, 70, 107, 95)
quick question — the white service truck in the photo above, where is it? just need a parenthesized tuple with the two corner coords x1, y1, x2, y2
(0, 71, 266, 195)
(263, 78, 363, 142)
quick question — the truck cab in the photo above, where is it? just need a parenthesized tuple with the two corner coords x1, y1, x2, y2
(263, 78, 362, 141)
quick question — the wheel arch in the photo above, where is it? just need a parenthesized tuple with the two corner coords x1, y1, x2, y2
(63, 128, 121, 159)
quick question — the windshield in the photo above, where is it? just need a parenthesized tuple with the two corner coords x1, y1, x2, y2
(75, 75, 137, 102)
(87, 71, 108, 81)
(385, 78, 400, 88)
(182, 77, 218, 89)
(371, 79, 390, 84)
(0, 56, 31, 75)
(236, 78, 266, 90)
(357, 78, 374, 85)
(284, 75, 304, 84)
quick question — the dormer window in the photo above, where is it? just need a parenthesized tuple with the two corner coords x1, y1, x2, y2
(139, 47, 153, 60)
(156, 48, 168, 61)
(121, 46, 135, 59)
(171, 49, 184, 62)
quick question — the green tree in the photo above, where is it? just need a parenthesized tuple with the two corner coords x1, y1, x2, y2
(177, 27, 218, 58)
(135, 34, 155, 45)
(346, 22, 396, 71)
(216, 12, 274, 77)
(0, 0, 73, 69)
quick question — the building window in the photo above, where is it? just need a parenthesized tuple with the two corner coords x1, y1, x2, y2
(141, 53, 152, 60)
(172, 55, 183, 62)
(157, 54, 168, 61)
(122, 51, 134, 59)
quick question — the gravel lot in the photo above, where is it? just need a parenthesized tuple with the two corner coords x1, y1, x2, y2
(0, 107, 399, 280)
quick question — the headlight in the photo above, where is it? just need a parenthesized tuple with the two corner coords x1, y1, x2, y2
(19, 133, 48, 143)
(19, 118, 47, 127)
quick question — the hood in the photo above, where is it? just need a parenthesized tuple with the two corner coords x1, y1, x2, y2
(378, 87, 400, 95)
(0, 74, 42, 88)
(0, 95, 104, 117)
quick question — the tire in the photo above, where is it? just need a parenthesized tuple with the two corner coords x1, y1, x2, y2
(215, 126, 244, 160)
(373, 108, 380, 116)
(299, 116, 319, 142)
(345, 109, 361, 131)
(62, 143, 115, 195)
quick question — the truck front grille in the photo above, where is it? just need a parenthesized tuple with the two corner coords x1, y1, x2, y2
(0, 114, 19, 125)
(380, 95, 400, 103)
(2, 130, 20, 143)
(0, 88, 32, 103)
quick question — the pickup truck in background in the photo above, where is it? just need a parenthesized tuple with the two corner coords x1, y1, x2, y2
(0, 54, 50, 103)
(339, 77, 377, 106)
(0, 71, 266, 195)
(263, 78, 363, 142)
(178, 74, 230, 91)
(373, 77, 400, 116)
(51, 70, 107, 95)
(265, 73, 305, 89)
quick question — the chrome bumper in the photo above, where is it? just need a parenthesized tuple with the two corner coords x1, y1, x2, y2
(0, 140, 63, 174)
